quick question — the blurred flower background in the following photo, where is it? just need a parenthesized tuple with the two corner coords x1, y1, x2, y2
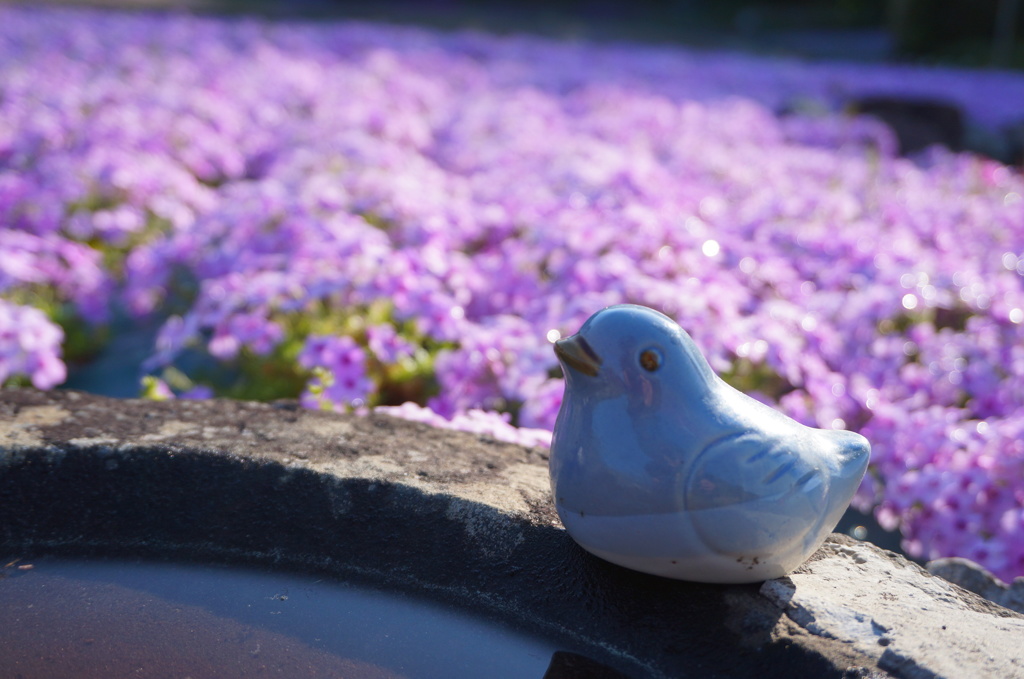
(2, 0, 1023, 581)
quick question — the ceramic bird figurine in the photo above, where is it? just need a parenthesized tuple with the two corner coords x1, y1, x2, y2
(550, 304, 870, 583)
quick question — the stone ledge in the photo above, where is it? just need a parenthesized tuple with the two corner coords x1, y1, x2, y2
(2, 388, 1022, 679)
(927, 557, 1024, 615)
(764, 538, 1024, 679)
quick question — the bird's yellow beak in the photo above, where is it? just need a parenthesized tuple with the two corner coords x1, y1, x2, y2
(554, 335, 602, 377)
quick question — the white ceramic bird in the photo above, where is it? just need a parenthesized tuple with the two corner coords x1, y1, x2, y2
(550, 304, 870, 583)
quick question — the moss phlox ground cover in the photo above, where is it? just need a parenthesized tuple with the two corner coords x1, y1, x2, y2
(2, 6, 1024, 580)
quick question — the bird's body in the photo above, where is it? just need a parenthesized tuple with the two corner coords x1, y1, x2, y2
(551, 304, 870, 583)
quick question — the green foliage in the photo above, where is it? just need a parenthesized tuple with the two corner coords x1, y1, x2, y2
(140, 375, 172, 400)
(720, 357, 792, 402)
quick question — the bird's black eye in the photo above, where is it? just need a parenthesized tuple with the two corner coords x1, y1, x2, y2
(639, 348, 662, 372)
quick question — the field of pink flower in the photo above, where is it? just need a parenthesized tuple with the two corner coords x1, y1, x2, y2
(2, 5, 1023, 580)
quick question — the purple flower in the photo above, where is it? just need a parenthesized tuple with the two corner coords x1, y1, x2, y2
(375, 401, 551, 447)
(366, 323, 415, 364)
(179, 384, 214, 399)
(518, 378, 564, 431)
(0, 300, 66, 389)
(299, 335, 372, 410)
(211, 311, 283, 359)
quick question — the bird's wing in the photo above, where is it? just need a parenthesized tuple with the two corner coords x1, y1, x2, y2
(681, 431, 828, 558)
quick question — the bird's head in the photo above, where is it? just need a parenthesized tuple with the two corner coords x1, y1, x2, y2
(554, 304, 715, 407)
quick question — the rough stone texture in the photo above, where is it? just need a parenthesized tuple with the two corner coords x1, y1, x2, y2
(2, 388, 1023, 679)
(763, 537, 1024, 679)
(927, 557, 1024, 615)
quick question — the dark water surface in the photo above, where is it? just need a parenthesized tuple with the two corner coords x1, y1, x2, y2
(0, 556, 565, 679)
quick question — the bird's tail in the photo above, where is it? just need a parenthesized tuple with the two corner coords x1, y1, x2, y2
(831, 429, 871, 480)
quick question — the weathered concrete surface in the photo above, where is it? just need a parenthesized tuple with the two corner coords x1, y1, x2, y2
(2, 388, 1022, 679)
(763, 539, 1024, 679)
(928, 557, 1024, 615)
